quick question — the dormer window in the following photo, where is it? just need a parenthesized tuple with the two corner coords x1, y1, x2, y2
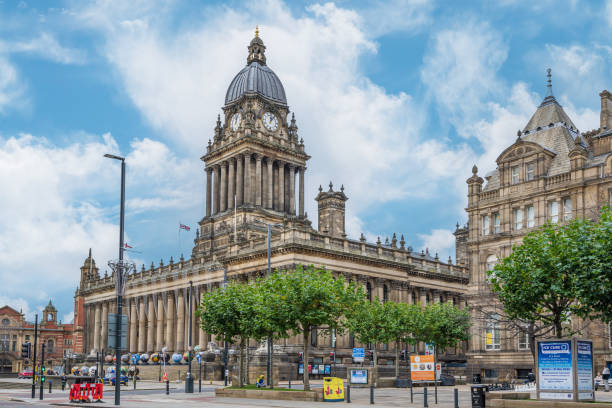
(526, 163, 534, 181)
(511, 166, 519, 184)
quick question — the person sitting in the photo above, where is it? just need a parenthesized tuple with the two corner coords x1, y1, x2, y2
(256, 375, 265, 388)
(595, 372, 602, 391)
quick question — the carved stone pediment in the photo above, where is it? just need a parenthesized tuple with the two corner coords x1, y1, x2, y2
(496, 140, 554, 165)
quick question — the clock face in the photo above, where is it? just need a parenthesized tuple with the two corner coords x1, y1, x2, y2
(262, 112, 279, 131)
(230, 113, 241, 131)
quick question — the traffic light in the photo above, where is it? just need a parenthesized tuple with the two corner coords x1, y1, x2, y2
(21, 342, 31, 359)
(400, 350, 406, 361)
(298, 352, 303, 362)
(40, 366, 46, 383)
(329, 351, 335, 363)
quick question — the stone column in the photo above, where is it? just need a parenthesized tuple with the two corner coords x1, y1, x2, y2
(138, 298, 146, 353)
(244, 153, 251, 205)
(278, 161, 285, 212)
(176, 291, 185, 352)
(289, 164, 295, 214)
(165, 293, 175, 352)
(205, 168, 212, 217)
(129, 300, 137, 353)
(299, 166, 305, 217)
(220, 161, 227, 212)
(147, 296, 155, 352)
(93, 303, 101, 352)
(267, 158, 274, 209)
(236, 154, 244, 206)
(100, 302, 108, 351)
(156, 295, 164, 351)
(255, 154, 263, 206)
(228, 158, 235, 210)
(213, 165, 221, 214)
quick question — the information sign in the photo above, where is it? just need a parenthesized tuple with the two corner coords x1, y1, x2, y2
(410, 355, 435, 381)
(107, 314, 128, 350)
(324, 365, 331, 375)
(350, 369, 368, 384)
(352, 348, 364, 363)
(298, 363, 304, 374)
(576, 340, 593, 397)
(537, 340, 573, 391)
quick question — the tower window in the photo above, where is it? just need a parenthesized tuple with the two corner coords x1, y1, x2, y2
(526, 163, 535, 181)
(511, 166, 519, 184)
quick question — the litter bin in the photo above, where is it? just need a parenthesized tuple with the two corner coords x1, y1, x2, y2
(471, 385, 487, 407)
(323, 377, 344, 402)
(472, 373, 482, 384)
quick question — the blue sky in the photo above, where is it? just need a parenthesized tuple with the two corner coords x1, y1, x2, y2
(1, 0, 611, 322)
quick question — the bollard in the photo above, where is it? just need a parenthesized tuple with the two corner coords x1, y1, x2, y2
(49, 381, 52, 394)
(370, 385, 374, 404)
(288, 380, 291, 389)
(423, 387, 428, 408)
(410, 382, 413, 403)
(454, 388, 459, 408)
(166, 380, 169, 395)
(199, 376, 201, 393)
(346, 384, 351, 403)
(133, 376, 137, 390)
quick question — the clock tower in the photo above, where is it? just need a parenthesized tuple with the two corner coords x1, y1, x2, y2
(195, 30, 311, 258)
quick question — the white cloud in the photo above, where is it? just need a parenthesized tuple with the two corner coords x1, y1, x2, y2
(0, 56, 24, 114)
(418, 228, 455, 259)
(63, 311, 75, 324)
(0, 33, 86, 64)
(360, 0, 434, 36)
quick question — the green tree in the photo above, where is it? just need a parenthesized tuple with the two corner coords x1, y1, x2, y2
(489, 208, 612, 339)
(418, 302, 471, 361)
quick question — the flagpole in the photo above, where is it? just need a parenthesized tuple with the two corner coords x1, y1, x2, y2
(178, 221, 182, 255)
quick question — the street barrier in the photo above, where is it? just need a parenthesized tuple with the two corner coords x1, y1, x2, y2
(69, 383, 103, 402)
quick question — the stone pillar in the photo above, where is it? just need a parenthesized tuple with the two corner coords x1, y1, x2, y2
(156, 295, 164, 351)
(147, 296, 155, 352)
(213, 165, 221, 214)
(289, 164, 295, 214)
(129, 300, 137, 353)
(100, 302, 108, 351)
(138, 298, 146, 353)
(244, 153, 251, 205)
(267, 158, 274, 209)
(299, 166, 305, 217)
(255, 154, 263, 206)
(93, 303, 101, 352)
(228, 158, 235, 210)
(205, 168, 212, 217)
(220, 161, 227, 212)
(278, 161, 285, 212)
(165, 293, 175, 352)
(176, 291, 185, 352)
(236, 154, 244, 206)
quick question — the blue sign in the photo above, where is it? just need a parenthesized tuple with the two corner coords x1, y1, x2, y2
(352, 348, 365, 362)
(350, 369, 368, 384)
(538, 340, 573, 391)
(576, 341, 593, 392)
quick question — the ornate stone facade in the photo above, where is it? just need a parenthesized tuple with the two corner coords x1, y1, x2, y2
(460, 71, 612, 380)
(73, 32, 469, 376)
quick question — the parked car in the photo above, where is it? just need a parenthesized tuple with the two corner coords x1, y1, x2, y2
(18, 369, 34, 379)
(439, 373, 456, 386)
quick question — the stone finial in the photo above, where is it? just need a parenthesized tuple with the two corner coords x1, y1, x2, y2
(180, 253, 184, 262)
(384, 237, 389, 245)
(435, 252, 439, 261)
(169, 256, 174, 265)
(141, 264, 145, 272)
(329, 181, 333, 192)
(299, 137, 304, 145)
(456, 222, 460, 230)
(421, 249, 425, 257)
(546, 67, 553, 97)
(399, 234, 405, 250)
(160, 258, 164, 267)
(360, 233, 366, 242)
(472, 164, 478, 175)
(391, 233, 397, 248)
(319, 185, 323, 193)
(517, 129, 522, 139)
(340, 184, 344, 192)
(448, 256, 453, 265)
(376, 236, 381, 246)
(196, 228, 200, 239)
(150, 261, 154, 271)
(104, 270, 108, 278)
(426, 248, 429, 255)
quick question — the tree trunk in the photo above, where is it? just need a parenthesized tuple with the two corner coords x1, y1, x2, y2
(245, 339, 250, 384)
(528, 324, 536, 365)
(395, 339, 400, 381)
(270, 336, 274, 389)
(303, 328, 311, 391)
(239, 337, 245, 387)
(373, 345, 378, 387)
(554, 315, 563, 338)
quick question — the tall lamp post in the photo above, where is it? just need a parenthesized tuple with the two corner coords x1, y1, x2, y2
(104, 153, 126, 406)
(185, 281, 194, 393)
(253, 220, 282, 387)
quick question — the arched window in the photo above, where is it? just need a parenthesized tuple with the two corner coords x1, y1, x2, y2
(47, 339, 54, 353)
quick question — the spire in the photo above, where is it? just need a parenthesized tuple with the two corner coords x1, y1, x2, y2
(247, 27, 266, 65)
(546, 68, 553, 97)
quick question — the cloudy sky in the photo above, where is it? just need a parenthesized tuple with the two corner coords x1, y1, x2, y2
(1, 0, 611, 322)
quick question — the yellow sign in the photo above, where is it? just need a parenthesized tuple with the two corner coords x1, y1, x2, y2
(323, 377, 344, 402)
(486, 333, 493, 345)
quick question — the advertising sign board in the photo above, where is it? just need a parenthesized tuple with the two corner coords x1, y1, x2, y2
(537, 340, 573, 391)
(576, 340, 593, 399)
(410, 355, 435, 381)
(350, 369, 368, 384)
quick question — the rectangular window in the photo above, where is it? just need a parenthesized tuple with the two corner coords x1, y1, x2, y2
(484, 369, 498, 378)
(493, 213, 500, 233)
(485, 314, 501, 351)
(511, 166, 519, 184)
(482, 215, 490, 236)
(518, 330, 529, 350)
(12, 341, 16, 351)
(526, 163, 535, 181)
(527, 205, 535, 228)
(514, 208, 523, 230)
(563, 197, 572, 221)
(549, 201, 559, 223)
(25, 335, 30, 341)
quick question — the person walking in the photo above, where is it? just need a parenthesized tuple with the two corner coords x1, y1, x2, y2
(602, 366, 610, 392)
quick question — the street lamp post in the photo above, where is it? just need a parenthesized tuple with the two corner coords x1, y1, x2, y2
(185, 281, 194, 393)
(104, 153, 126, 406)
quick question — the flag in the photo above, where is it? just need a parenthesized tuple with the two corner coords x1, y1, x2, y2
(180, 223, 191, 231)
(124, 243, 133, 249)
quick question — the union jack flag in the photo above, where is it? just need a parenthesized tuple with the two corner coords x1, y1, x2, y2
(179, 224, 190, 231)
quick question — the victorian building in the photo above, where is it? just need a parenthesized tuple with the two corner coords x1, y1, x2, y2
(457, 70, 612, 380)
(0, 301, 76, 373)
(73, 32, 469, 377)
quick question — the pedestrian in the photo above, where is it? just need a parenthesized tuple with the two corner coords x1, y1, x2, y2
(595, 372, 602, 391)
(602, 366, 610, 392)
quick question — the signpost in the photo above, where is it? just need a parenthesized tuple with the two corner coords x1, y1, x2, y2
(107, 314, 128, 350)
(352, 348, 365, 363)
(536, 338, 594, 402)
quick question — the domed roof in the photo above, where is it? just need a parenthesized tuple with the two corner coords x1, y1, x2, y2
(225, 62, 287, 105)
(224, 30, 287, 106)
